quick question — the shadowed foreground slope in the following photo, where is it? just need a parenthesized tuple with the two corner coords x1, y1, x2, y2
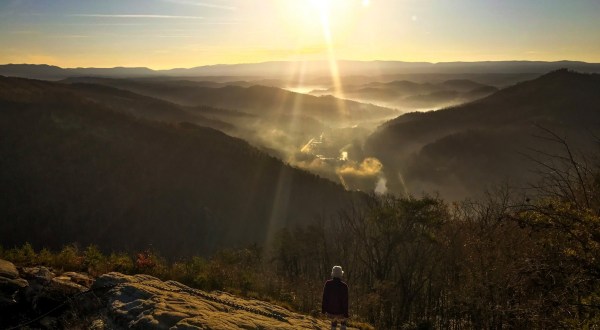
(0, 76, 357, 257)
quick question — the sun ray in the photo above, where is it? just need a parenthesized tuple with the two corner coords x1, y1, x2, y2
(311, 0, 348, 123)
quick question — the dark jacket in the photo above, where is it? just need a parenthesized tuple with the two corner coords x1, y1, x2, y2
(322, 277, 349, 317)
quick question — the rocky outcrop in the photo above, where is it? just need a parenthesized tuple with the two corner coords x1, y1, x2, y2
(1, 259, 360, 329)
(0, 260, 95, 329)
(94, 272, 355, 329)
(0, 259, 28, 306)
(0, 259, 20, 278)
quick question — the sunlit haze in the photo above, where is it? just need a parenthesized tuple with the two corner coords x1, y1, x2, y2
(1, 0, 599, 68)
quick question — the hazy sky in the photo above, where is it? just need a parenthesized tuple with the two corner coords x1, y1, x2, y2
(1, 0, 599, 69)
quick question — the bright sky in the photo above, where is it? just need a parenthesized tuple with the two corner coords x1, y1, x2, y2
(1, 0, 599, 69)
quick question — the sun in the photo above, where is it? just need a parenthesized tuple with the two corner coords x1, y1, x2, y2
(310, 0, 334, 13)
(277, 0, 367, 45)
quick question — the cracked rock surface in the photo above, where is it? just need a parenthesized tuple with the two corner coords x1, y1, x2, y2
(95, 272, 352, 329)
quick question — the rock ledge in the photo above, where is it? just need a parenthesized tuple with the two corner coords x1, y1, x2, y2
(95, 272, 342, 329)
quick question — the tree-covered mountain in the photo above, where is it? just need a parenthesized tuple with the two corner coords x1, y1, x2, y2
(61, 77, 397, 126)
(0, 76, 236, 132)
(0, 76, 358, 257)
(367, 69, 600, 199)
(58, 77, 399, 182)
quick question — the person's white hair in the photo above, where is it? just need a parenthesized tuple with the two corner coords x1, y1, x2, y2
(331, 265, 344, 278)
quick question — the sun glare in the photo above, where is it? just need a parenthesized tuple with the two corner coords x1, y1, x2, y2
(277, 0, 366, 50)
(312, 0, 333, 44)
(310, 0, 333, 12)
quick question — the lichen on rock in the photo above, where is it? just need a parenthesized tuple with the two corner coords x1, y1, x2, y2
(95, 272, 355, 329)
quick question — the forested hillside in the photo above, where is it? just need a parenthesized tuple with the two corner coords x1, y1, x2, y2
(0, 76, 358, 257)
(61, 77, 397, 125)
(368, 69, 600, 199)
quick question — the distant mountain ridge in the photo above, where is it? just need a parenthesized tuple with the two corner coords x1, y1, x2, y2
(2, 60, 600, 80)
(0, 64, 156, 80)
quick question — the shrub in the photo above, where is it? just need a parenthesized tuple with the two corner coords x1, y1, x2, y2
(37, 248, 54, 266)
(55, 245, 83, 271)
(107, 252, 134, 273)
(83, 245, 106, 275)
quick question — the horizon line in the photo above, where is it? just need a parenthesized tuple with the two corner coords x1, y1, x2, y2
(0, 59, 599, 71)
(69, 14, 204, 19)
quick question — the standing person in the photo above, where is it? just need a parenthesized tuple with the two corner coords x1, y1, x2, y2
(322, 265, 349, 330)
